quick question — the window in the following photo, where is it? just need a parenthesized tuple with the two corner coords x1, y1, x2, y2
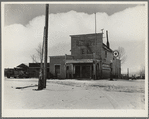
(55, 65, 60, 75)
(87, 49, 92, 54)
(81, 48, 85, 54)
(76, 40, 84, 46)
(66, 66, 69, 70)
(87, 49, 90, 54)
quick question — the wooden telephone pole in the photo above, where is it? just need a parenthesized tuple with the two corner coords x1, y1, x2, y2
(38, 4, 49, 90)
(43, 4, 49, 88)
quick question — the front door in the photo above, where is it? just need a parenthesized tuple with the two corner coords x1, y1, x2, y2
(82, 66, 91, 78)
(55, 65, 60, 78)
(75, 66, 80, 78)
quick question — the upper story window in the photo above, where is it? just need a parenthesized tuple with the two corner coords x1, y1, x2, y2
(87, 49, 90, 54)
(81, 48, 85, 54)
(76, 39, 95, 46)
(76, 40, 84, 46)
(87, 49, 92, 54)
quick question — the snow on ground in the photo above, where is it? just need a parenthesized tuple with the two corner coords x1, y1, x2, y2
(3, 77, 145, 109)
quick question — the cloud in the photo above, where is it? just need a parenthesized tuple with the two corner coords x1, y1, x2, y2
(3, 5, 147, 74)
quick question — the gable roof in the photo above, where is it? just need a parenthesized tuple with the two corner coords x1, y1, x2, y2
(16, 63, 29, 68)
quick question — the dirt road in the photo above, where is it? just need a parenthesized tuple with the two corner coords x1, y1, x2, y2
(3, 78, 145, 109)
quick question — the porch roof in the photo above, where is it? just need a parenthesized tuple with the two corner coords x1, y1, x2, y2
(65, 59, 101, 64)
(66, 59, 93, 64)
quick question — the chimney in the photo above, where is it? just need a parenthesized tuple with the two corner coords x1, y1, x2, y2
(106, 30, 110, 48)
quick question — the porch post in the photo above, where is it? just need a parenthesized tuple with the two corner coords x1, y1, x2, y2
(93, 53, 96, 80)
(71, 64, 73, 79)
(100, 60, 102, 79)
(90, 65, 92, 79)
(73, 65, 75, 78)
(65, 54, 67, 78)
(80, 66, 82, 78)
(93, 63, 96, 79)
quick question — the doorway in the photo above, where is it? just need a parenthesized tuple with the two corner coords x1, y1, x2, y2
(82, 66, 91, 78)
(55, 65, 60, 78)
(75, 66, 80, 78)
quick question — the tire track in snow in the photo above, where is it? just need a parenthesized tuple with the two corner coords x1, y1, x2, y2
(101, 91, 121, 109)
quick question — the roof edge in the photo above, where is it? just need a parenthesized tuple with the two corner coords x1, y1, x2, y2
(49, 55, 65, 58)
(70, 33, 103, 37)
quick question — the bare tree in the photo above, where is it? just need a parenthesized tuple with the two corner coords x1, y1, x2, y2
(31, 43, 44, 63)
(31, 54, 37, 63)
(118, 47, 127, 65)
(36, 43, 44, 62)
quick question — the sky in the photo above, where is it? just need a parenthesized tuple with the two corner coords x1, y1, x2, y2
(2, 2, 147, 74)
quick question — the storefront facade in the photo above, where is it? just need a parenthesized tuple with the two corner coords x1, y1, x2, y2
(49, 33, 121, 79)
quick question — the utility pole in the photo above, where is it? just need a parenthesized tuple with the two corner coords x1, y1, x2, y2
(43, 4, 49, 88)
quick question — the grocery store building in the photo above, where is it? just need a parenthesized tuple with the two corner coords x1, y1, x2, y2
(49, 32, 121, 79)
